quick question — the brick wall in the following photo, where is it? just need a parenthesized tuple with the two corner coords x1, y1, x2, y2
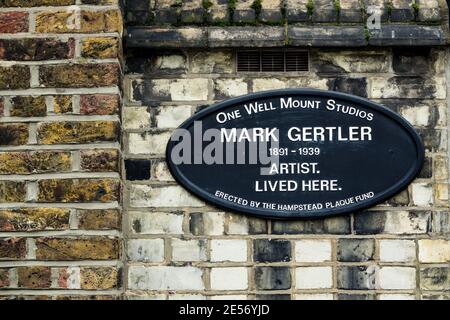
(123, 47, 450, 300)
(0, 0, 123, 299)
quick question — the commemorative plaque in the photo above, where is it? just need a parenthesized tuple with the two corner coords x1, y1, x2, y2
(166, 89, 424, 219)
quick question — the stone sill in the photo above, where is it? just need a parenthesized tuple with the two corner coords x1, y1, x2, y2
(126, 25, 447, 49)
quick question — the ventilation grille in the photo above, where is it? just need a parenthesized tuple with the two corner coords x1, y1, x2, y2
(237, 50, 309, 72)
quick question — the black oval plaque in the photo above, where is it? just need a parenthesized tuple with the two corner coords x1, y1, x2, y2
(166, 89, 424, 219)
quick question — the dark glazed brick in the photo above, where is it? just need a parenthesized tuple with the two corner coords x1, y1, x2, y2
(189, 212, 204, 236)
(248, 218, 268, 234)
(272, 216, 351, 235)
(337, 266, 377, 290)
(253, 239, 291, 262)
(254, 267, 291, 290)
(420, 267, 449, 291)
(125, 0, 150, 11)
(337, 239, 375, 262)
(353, 211, 386, 234)
(233, 10, 256, 23)
(418, 129, 443, 152)
(328, 77, 368, 98)
(418, 156, 432, 179)
(393, 48, 432, 75)
(125, 159, 151, 181)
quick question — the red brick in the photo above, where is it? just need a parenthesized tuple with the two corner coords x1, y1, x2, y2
(80, 94, 119, 115)
(0, 12, 29, 33)
(0, 238, 27, 260)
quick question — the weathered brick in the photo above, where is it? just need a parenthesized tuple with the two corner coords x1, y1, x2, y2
(354, 211, 431, 235)
(189, 212, 225, 235)
(155, 105, 191, 129)
(0, 12, 28, 33)
(0, 268, 10, 288)
(0, 65, 30, 89)
(17, 267, 51, 289)
(10, 96, 46, 117)
(419, 239, 450, 263)
(253, 239, 291, 262)
(35, 11, 78, 33)
(420, 267, 449, 291)
(123, 107, 150, 130)
(254, 267, 291, 290)
(0, 123, 29, 146)
(226, 213, 268, 235)
(0, 151, 71, 174)
(80, 149, 119, 172)
(80, 94, 119, 115)
(337, 266, 377, 290)
(127, 239, 164, 262)
(82, 0, 116, 3)
(80, 267, 119, 290)
(38, 179, 119, 202)
(53, 96, 73, 114)
(37, 121, 119, 144)
(80, 10, 122, 33)
(0, 208, 70, 231)
(129, 211, 183, 235)
(0, 181, 26, 202)
(39, 64, 119, 88)
(0, 238, 27, 259)
(77, 209, 120, 230)
(0, 0, 74, 6)
(337, 239, 375, 262)
(171, 239, 207, 262)
(0, 39, 74, 61)
(0, 97, 4, 116)
(272, 216, 351, 234)
(35, 237, 120, 260)
(131, 185, 204, 208)
(81, 37, 119, 59)
(129, 266, 204, 290)
(338, 293, 375, 300)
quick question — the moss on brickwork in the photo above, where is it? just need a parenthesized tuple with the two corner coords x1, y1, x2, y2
(81, 37, 119, 59)
(0, 0, 74, 6)
(37, 121, 119, 144)
(80, 267, 119, 289)
(17, 267, 52, 289)
(80, 149, 119, 172)
(0, 208, 70, 232)
(0, 0, 122, 298)
(10, 96, 46, 117)
(0, 181, 26, 202)
(77, 209, 121, 230)
(53, 96, 73, 113)
(39, 64, 119, 88)
(0, 66, 30, 90)
(0, 123, 28, 146)
(0, 238, 27, 259)
(38, 178, 119, 202)
(35, 237, 120, 260)
(0, 151, 71, 174)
